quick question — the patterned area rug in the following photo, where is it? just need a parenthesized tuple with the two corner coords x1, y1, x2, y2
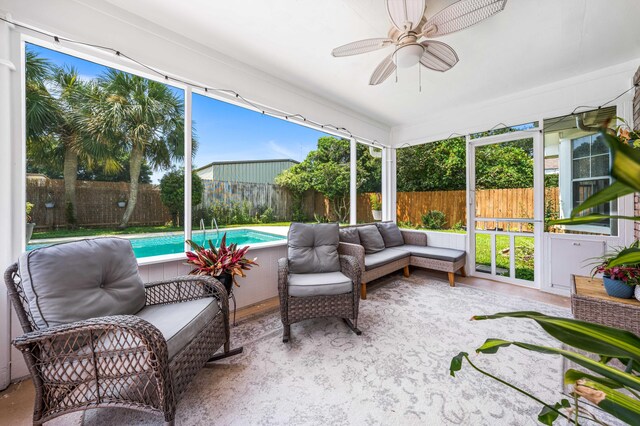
(84, 274, 573, 425)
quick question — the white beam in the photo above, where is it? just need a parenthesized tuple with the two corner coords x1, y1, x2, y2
(184, 86, 192, 248)
(350, 138, 357, 225)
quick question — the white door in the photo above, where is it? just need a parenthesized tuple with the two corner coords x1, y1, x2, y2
(467, 129, 543, 288)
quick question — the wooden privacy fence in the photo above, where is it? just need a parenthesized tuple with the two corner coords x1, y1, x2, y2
(27, 175, 171, 230)
(389, 187, 559, 228)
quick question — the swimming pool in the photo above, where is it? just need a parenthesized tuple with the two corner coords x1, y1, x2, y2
(27, 229, 286, 258)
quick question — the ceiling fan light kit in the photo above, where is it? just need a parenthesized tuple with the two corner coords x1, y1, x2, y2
(331, 0, 507, 86)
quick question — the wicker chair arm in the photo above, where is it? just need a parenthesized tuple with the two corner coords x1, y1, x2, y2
(401, 230, 427, 246)
(277, 258, 289, 298)
(13, 314, 167, 353)
(338, 242, 365, 270)
(145, 275, 228, 309)
(339, 255, 361, 287)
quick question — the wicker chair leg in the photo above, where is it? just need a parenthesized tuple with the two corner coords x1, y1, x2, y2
(343, 318, 362, 335)
(403, 265, 410, 277)
(448, 272, 455, 287)
(360, 282, 367, 300)
(283, 324, 291, 343)
(459, 266, 467, 277)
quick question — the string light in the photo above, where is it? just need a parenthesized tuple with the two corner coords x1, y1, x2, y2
(2, 16, 635, 151)
(0, 16, 386, 149)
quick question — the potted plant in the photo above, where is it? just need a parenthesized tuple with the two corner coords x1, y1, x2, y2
(44, 193, 55, 209)
(25, 202, 35, 243)
(117, 193, 127, 208)
(591, 242, 640, 299)
(185, 233, 258, 294)
(369, 193, 382, 221)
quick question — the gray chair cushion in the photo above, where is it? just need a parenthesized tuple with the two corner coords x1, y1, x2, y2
(288, 272, 352, 297)
(358, 225, 386, 254)
(339, 227, 360, 245)
(287, 222, 341, 274)
(376, 222, 405, 248)
(18, 238, 146, 329)
(402, 245, 466, 262)
(136, 297, 219, 359)
(364, 248, 410, 271)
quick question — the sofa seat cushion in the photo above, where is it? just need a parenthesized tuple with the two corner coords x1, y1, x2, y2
(135, 298, 219, 360)
(364, 248, 410, 271)
(288, 272, 353, 297)
(402, 245, 466, 262)
(18, 237, 146, 330)
(288, 222, 341, 274)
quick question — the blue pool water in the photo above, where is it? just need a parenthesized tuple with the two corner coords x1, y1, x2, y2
(27, 229, 285, 258)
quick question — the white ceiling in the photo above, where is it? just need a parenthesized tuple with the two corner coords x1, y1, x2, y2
(98, 0, 640, 128)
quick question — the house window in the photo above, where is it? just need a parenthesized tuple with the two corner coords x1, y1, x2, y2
(571, 134, 611, 226)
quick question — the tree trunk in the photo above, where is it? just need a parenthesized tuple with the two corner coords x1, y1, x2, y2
(120, 144, 144, 228)
(62, 145, 78, 228)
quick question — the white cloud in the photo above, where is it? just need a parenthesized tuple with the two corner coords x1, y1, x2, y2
(267, 140, 301, 161)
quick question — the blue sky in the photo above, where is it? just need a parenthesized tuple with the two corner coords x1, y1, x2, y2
(27, 43, 329, 182)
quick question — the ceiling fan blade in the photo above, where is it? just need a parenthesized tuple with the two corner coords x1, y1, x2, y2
(419, 41, 459, 72)
(369, 54, 396, 85)
(386, 0, 426, 31)
(422, 0, 507, 38)
(332, 38, 394, 57)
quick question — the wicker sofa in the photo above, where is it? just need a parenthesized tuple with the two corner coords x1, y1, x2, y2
(5, 237, 231, 425)
(337, 222, 466, 299)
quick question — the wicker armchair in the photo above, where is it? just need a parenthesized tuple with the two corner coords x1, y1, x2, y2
(278, 223, 362, 342)
(4, 238, 231, 426)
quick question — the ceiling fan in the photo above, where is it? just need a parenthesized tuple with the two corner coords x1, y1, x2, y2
(331, 0, 507, 85)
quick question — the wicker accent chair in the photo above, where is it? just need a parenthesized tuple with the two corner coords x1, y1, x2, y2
(278, 223, 362, 342)
(4, 238, 231, 426)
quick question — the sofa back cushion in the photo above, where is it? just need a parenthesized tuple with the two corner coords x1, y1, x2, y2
(357, 225, 386, 254)
(18, 238, 146, 330)
(339, 227, 361, 245)
(288, 222, 341, 274)
(376, 222, 405, 248)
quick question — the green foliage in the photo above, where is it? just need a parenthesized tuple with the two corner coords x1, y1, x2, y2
(421, 210, 447, 229)
(397, 138, 466, 191)
(193, 200, 256, 227)
(397, 137, 534, 191)
(276, 136, 381, 221)
(26, 202, 34, 223)
(451, 312, 640, 425)
(258, 207, 276, 224)
(544, 173, 559, 188)
(369, 193, 382, 210)
(159, 169, 203, 226)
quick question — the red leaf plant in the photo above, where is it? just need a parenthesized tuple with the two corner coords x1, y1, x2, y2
(185, 233, 258, 287)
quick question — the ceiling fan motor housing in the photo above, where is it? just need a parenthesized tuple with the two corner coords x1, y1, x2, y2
(394, 43, 424, 68)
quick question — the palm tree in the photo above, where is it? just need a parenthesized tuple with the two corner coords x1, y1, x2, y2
(87, 70, 189, 228)
(26, 50, 119, 226)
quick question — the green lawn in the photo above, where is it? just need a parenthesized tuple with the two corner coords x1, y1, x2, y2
(475, 233, 534, 281)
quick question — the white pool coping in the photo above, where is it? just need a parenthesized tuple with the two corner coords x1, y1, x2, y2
(28, 225, 290, 266)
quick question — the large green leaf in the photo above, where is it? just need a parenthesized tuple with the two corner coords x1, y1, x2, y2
(565, 181, 634, 218)
(475, 339, 640, 391)
(603, 131, 640, 191)
(574, 379, 640, 425)
(564, 369, 623, 389)
(537, 400, 570, 425)
(472, 312, 640, 363)
(550, 213, 640, 225)
(608, 248, 640, 268)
